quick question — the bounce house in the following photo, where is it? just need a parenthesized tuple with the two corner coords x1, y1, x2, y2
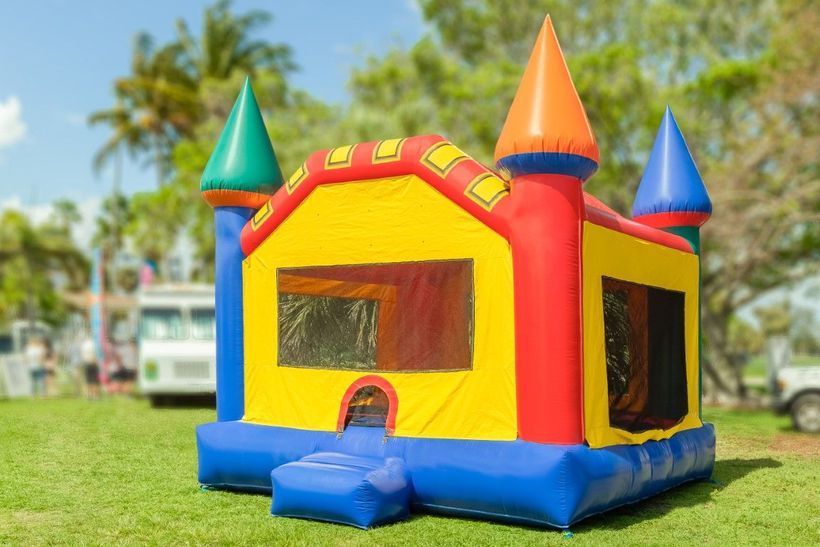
(196, 16, 715, 529)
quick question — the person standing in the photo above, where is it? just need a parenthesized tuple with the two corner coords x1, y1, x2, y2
(25, 336, 47, 398)
(80, 335, 100, 400)
(43, 339, 58, 397)
(118, 338, 138, 396)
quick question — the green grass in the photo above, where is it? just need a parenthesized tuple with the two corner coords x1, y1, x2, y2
(1, 399, 818, 546)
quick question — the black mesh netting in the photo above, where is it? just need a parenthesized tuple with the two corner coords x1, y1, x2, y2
(277, 260, 473, 372)
(602, 277, 688, 433)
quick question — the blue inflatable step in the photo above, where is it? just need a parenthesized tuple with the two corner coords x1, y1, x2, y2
(270, 452, 411, 529)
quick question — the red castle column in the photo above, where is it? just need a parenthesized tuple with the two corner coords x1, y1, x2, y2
(496, 16, 600, 444)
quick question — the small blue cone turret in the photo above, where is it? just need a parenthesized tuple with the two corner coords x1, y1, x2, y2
(632, 106, 711, 232)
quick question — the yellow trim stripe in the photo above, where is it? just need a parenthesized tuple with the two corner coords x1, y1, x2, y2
(421, 141, 468, 178)
(372, 138, 406, 164)
(464, 173, 509, 211)
(325, 144, 356, 169)
(286, 163, 309, 194)
(250, 201, 273, 231)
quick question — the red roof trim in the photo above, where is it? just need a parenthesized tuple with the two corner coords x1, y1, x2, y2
(633, 211, 711, 228)
(240, 135, 512, 255)
(584, 198, 694, 253)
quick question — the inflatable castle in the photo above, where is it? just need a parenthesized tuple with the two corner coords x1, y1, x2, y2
(196, 16, 715, 529)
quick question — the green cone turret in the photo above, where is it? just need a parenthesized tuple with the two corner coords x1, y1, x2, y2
(200, 78, 283, 208)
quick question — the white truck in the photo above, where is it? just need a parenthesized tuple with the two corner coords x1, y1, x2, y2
(773, 364, 820, 433)
(137, 285, 216, 405)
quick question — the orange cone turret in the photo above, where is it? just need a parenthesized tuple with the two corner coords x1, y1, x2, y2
(495, 15, 599, 181)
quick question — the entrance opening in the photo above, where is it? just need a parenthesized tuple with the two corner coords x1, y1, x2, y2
(337, 376, 398, 434)
(344, 385, 389, 429)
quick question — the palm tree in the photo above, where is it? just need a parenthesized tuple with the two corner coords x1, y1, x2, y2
(90, 1, 294, 188)
(90, 33, 200, 186)
(87, 98, 148, 183)
(173, 0, 295, 81)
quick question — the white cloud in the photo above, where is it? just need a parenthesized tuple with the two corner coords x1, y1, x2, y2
(64, 112, 86, 127)
(0, 96, 27, 149)
(404, 0, 421, 15)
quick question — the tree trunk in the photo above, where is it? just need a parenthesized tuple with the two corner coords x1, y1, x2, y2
(702, 312, 747, 402)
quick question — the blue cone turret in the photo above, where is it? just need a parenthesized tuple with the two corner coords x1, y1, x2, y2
(632, 106, 712, 229)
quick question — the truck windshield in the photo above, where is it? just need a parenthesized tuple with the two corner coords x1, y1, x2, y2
(140, 308, 186, 340)
(191, 308, 216, 340)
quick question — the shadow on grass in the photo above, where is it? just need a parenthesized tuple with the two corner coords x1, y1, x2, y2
(572, 457, 782, 533)
(147, 394, 216, 409)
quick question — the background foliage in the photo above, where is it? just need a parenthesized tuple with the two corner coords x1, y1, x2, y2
(4, 0, 814, 399)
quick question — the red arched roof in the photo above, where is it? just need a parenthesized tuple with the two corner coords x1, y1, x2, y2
(239, 134, 692, 256)
(240, 135, 512, 255)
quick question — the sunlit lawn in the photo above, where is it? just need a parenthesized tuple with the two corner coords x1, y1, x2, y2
(1, 398, 818, 546)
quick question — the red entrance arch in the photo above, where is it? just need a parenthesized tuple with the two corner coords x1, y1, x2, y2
(336, 375, 399, 435)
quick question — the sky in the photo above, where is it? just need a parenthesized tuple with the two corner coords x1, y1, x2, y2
(0, 0, 425, 217)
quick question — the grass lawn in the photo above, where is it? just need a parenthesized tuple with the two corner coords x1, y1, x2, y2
(1, 399, 818, 546)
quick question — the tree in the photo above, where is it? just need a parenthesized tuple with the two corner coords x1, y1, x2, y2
(0, 208, 88, 327)
(90, 1, 296, 187)
(52, 199, 82, 232)
(93, 1, 301, 272)
(695, 0, 819, 397)
(87, 98, 149, 184)
(90, 33, 199, 186)
(172, 0, 295, 82)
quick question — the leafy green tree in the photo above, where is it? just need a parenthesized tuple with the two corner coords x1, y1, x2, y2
(90, 0, 294, 187)
(172, 0, 295, 82)
(99, 1, 301, 270)
(90, 34, 199, 186)
(0, 209, 88, 327)
(52, 199, 82, 232)
(87, 98, 149, 183)
(140, 71, 339, 279)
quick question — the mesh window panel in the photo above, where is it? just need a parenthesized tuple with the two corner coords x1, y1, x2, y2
(277, 260, 474, 372)
(602, 277, 688, 433)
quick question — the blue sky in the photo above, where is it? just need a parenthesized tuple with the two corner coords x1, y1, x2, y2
(0, 0, 425, 207)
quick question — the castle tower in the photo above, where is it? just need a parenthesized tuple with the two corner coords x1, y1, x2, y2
(632, 106, 712, 248)
(201, 78, 283, 421)
(495, 16, 599, 444)
(632, 106, 711, 415)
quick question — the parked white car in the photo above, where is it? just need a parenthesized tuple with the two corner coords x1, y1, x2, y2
(773, 365, 820, 433)
(137, 285, 216, 405)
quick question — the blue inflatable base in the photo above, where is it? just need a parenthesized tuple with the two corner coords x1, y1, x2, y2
(197, 422, 715, 528)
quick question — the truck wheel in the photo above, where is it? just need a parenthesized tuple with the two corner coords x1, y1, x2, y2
(149, 395, 166, 408)
(791, 393, 820, 434)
